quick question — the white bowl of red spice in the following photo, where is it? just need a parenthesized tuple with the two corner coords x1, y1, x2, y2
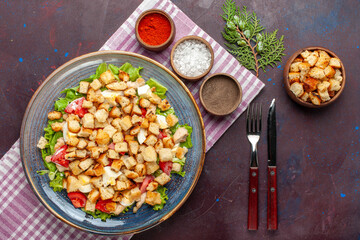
(170, 36, 214, 81)
(135, 9, 175, 52)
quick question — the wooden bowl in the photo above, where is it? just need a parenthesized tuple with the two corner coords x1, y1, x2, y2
(170, 35, 214, 81)
(135, 9, 175, 52)
(199, 73, 242, 116)
(283, 46, 346, 108)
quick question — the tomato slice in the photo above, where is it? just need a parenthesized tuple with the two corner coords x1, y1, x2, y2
(158, 130, 167, 139)
(65, 97, 88, 117)
(68, 192, 87, 208)
(140, 175, 155, 193)
(141, 108, 147, 117)
(159, 161, 173, 175)
(95, 199, 113, 213)
(51, 145, 69, 167)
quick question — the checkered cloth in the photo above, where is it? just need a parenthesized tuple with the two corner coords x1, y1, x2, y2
(0, 0, 264, 239)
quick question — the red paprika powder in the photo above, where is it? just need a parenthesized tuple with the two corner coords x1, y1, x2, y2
(138, 13, 171, 46)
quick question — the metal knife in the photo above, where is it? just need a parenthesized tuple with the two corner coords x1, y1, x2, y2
(267, 99, 278, 230)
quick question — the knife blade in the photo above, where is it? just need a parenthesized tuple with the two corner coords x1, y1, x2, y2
(267, 99, 278, 230)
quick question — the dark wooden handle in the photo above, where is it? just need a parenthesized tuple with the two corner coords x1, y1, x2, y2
(248, 167, 258, 230)
(267, 166, 278, 230)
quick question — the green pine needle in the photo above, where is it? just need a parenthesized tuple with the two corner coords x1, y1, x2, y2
(221, 0, 285, 77)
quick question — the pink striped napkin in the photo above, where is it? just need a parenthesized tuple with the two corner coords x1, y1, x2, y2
(0, 0, 264, 239)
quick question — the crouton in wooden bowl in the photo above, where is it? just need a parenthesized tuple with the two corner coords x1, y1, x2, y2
(283, 47, 345, 108)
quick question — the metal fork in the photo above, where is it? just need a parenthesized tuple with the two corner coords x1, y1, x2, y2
(246, 103, 262, 230)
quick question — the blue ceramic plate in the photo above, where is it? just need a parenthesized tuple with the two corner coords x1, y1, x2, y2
(20, 51, 206, 235)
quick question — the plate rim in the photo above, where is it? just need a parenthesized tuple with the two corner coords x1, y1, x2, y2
(20, 50, 206, 235)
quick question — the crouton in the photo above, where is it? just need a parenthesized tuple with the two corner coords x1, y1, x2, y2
(129, 140, 139, 155)
(77, 127, 92, 138)
(173, 127, 189, 144)
(145, 191, 162, 206)
(288, 72, 300, 82)
(88, 189, 100, 203)
(66, 137, 80, 147)
(129, 187, 142, 202)
(139, 98, 151, 108)
(119, 116, 132, 131)
(163, 137, 175, 148)
(148, 122, 160, 136)
(142, 146, 157, 162)
(94, 109, 109, 123)
(99, 70, 116, 85)
(334, 69, 343, 83)
(51, 122, 62, 132)
(89, 130, 98, 141)
(37, 136, 48, 149)
(122, 103, 133, 115)
(118, 70, 130, 81)
(111, 159, 124, 172)
(329, 79, 341, 92)
(68, 120, 81, 133)
(115, 181, 128, 191)
(146, 182, 158, 192)
(95, 129, 110, 145)
(309, 67, 325, 79)
(300, 50, 311, 59)
(90, 79, 102, 91)
(82, 100, 93, 109)
(300, 92, 309, 102)
(315, 51, 331, 69)
(48, 111, 62, 120)
(99, 187, 115, 200)
(106, 81, 127, 91)
(175, 147, 188, 159)
(289, 82, 304, 97)
(69, 160, 83, 175)
(112, 131, 124, 143)
(159, 148, 173, 162)
(67, 176, 81, 193)
(145, 110, 157, 122)
(79, 81, 90, 94)
(84, 200, 96, 212)
(324, 65, 336, 78)
(149, 93, 162, 105)
(134, 164, 146, 177)
(329, 58, 341, 68)
(290, 62, 301, 72)
(302, 78, 319, 92)
(54, 137, 65, 151)
(123, 156, 137, 169)
(124, 88, 136, 97)
(116, 96, 130, 108)
(124, 134, 135, 142)
(111, 118, 122, 131)
(145, 162, 159, 175)
(158, 99, 171, 111)
(97, 153, 110, 166)
(172, 163, 182, 172)
(318, 89, 331, 102)
(101, 125, 116, 139)
(115, 142, 128, 153)
(154, 140, 164, 153)
(293, 57, 303, 63)
(136, 154, 144, 164)
(143, 134, 157, 147)
(109, 107, 121, 118)
(140, 119, 149, 129)
(65, 151, 76, 160)
(79, 158, 94, 171)
(84, 166, 95, 176)
(124, 169, 139, 179)
(82, 113, 95, 129)
(166, 114, 178, 127)
(93, 163, 105, 176)
(155, 172, 171, 185)
(317, 81, 330, 93)
(305, 51, 319, 67)
(107, 149, 119, 159)
(298, 62, 311, 81)
(89, 146, 101, 159)
(76, 149, 87, 158)
(86, 88, 97, 102)
(309, 92, 321, 105)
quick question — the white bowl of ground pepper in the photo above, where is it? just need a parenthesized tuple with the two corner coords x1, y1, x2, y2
(170, 35, 214, 81)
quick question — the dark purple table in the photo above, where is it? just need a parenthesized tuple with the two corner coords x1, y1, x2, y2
(1, 1, 359, 239)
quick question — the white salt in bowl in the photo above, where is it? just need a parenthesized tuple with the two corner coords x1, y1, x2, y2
(170, 35, 214, 81)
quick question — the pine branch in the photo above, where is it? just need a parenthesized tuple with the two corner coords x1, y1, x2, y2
(220, 1, 285, 77)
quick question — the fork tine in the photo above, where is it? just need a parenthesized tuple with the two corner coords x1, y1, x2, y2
(258, 104, 262, 132)
(251, 104, 255, 133)
(246, 106, 250, 133)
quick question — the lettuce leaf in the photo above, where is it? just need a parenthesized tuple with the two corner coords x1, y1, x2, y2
(155, 107, 175, 117)
(54, 87, 84, 113)
(171, 157, 186, 177)
(108, 64, 120, 80)
(84, 209, 114, 222)
(49, 171, 64, 192)
(95, 62, 107, 79)
(119, 63, 143, 82)
(180, 125, 193, 148)
(146, 78, 167, 99)
(153, 186, 168, 211)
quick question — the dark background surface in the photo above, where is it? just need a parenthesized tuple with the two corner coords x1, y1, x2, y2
(1, 0, 359, 239)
